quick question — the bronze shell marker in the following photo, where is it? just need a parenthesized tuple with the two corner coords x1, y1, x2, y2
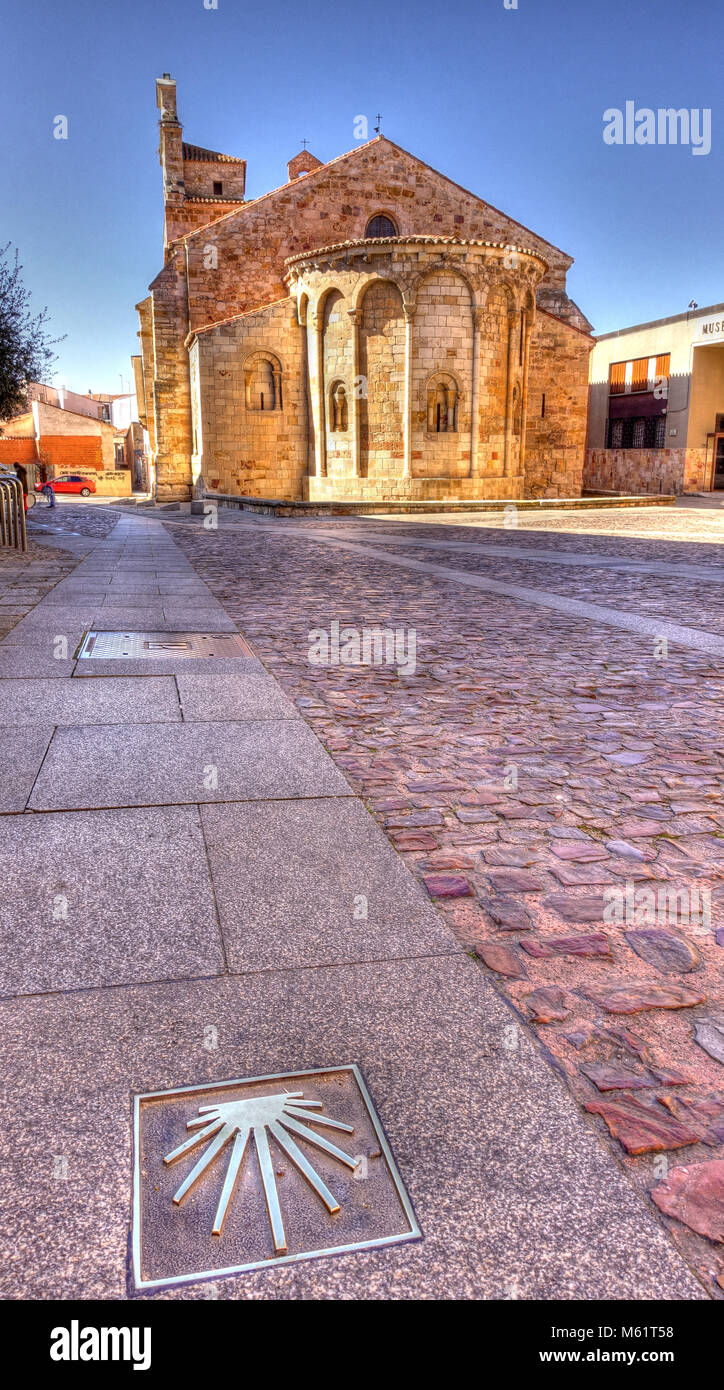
(163, 1090, 356, 1248)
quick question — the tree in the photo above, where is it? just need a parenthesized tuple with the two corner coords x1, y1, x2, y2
(0, 243, 63, 422)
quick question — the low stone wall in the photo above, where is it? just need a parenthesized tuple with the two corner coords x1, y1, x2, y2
(206, 490, 675, 517)
(584, 448, 684, 496)
(305, 474, 524, 503)
(584, 447, 713, 496)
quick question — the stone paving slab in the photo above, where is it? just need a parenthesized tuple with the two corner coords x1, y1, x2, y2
(9, 606, 99, 632)
(0, 676, 181, 726)
(37, 589, 110, 605)
(72, 655, 266, 679)
(176, 672, 298, 722)
(0, 726, 53, 812)
(0, 649, 76, 678)
(28, 719, 353, 810)
(200, 797, 459, 972)
(0, 806, 224, 996)
(87, 605, 170, 627)
(92, 609, 238, 632)
(0, 627, 87, 652)
(0, 956, 703, 1299)
(98, 593, 163, 606)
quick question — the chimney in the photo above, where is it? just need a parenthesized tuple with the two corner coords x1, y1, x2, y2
(156, 74, 178, 124)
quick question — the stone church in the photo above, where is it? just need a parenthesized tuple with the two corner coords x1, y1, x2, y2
(135, 76, 593, 503)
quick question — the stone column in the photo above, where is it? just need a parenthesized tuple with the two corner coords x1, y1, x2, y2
(347, 308, 360, 478)
(503, 307, 518, 478)
(402, 301, 415, 480)
(469, 306, 485, 478)
(309, 311, 326, 478)
(518, 309, 534, 480)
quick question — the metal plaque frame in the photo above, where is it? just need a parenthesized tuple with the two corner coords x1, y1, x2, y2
(132, 1064, 421, 1291)
(76, 630, 255, 659)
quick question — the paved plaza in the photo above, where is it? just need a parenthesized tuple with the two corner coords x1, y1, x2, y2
(1, 499, 723, 1299)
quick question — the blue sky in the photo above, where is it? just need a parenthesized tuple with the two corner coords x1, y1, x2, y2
(2, 0, 722, 392)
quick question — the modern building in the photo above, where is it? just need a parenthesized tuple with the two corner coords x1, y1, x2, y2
(585, 303, 724, 495)
(135, 75, 594, 503)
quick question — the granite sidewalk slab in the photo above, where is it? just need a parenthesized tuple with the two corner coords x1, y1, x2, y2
(176, 672, 298, 722)
(28, 718, 353, 810)
(0, 806, 224, 995)
(200, 797, 459, 972)
(0, 956, 704, 1300)
(0, 726, 53, 811)
(0, 649, 77, 678)
(0, 676, 181, 725)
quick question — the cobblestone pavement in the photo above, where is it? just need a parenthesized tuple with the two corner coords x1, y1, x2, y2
(171, 502, 724, 1297)
(0, 541, 79, 640)
(27, 502, 122, 541)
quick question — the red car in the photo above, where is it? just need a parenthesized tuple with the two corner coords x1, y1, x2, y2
(41, 474, 97, 496)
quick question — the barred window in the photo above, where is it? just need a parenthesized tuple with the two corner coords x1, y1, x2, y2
(607, 415, 666, 449)
(365, 214, 397, 238)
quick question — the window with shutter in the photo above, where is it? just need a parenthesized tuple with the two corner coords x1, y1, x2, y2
(609, 361, 626, 394)
(631, 357, 650, 392)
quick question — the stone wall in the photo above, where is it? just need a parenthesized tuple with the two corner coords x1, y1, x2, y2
(305, 474, 523, 502)
(185, 237, 582, 503)
(411, 270, 472, 478)
(147, 260, 194, 500)
(180, 138, 578, 336)
(525, 310, 592, 498)
(192, 299, 307, 498)
(583, 447, 711, 496)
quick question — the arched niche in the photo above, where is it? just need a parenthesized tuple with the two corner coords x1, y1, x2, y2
(243, 351, 283, 411)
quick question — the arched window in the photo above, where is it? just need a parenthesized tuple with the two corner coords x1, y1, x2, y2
(329, 381, 348, 432)
(365, 214, 397, 238)
(243, 352, 282, 411)
(426, 374, 458, 433)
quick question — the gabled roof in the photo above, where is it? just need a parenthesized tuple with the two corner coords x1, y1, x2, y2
(169, 134, 573, 266)
(182, 142, 245, 164)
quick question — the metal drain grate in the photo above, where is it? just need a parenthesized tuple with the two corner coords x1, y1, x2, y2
(77, 631, 254, 659)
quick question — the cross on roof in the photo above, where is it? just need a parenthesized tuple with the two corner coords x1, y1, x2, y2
(374, 114, 382, 133)
(301, 138, 310, 150)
